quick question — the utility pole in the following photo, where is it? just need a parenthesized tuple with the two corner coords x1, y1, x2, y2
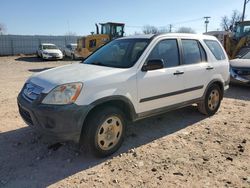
(242, 0, 250, 21)
(204, 16, 211, 33)
(169, 24, 172, 33)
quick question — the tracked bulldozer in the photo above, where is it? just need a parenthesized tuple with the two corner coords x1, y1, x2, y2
(75, 22, 125, 59)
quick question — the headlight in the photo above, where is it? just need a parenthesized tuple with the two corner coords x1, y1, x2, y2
(42, 82, 82, 105)
(43, 52, 49, 55)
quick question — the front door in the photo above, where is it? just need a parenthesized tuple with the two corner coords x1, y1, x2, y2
(137, 39, 185, 113)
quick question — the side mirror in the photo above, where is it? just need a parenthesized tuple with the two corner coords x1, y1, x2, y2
(142, 59, 164, 71)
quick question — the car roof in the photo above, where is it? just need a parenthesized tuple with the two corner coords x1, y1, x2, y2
(119, 33, 217, 40)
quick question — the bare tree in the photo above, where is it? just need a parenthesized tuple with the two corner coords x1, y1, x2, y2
(142, 25, 159, 34)
(177, 27, 196, 33)
(158, 27, 169, 34)
(221, 16, 230, 31)
(0, 23, 6, 34)
(220, 10, 242, 31)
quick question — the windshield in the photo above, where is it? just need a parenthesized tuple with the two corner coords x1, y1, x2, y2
(241, 51, 250, 59)
(235, 24, 250, 38)
(70, 45, 77, 50)
(43, 45, 58, 50)
(83, 39, 150, 68)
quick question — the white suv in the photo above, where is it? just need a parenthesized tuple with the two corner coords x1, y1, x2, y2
(18, 34, 230, 157)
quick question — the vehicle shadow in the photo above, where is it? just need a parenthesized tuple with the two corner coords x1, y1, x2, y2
(15, 55, 79, 63)
(15, 56, 45, 63)
(224, 84, 250, 101)
(0, 105, 205, 187)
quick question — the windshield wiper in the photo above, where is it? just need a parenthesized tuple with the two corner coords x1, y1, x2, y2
(89, 61, 109, 67)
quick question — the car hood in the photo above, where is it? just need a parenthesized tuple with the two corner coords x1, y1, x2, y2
(28, 63, 127, 93)
(43, 49, 62, 54)
(230, 58, 250, 68)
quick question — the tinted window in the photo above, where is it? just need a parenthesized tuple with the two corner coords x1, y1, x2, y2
(182, 40, 204, 65)
(204, 40, 226, 60)
(148, 39, 179, 68)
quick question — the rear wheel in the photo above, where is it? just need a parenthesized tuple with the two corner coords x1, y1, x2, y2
(80, 106, 126, 157)
(198, 84, 222, 116)
(71, 53, 75, 60)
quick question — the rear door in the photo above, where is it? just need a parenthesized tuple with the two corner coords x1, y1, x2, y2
(179, 39, 212, 100)
(137, 38, 185, 113)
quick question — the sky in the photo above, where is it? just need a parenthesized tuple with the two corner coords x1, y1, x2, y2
(0, 0, 249, 36)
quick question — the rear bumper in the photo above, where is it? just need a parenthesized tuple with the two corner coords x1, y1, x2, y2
(17, 94, 91, 142)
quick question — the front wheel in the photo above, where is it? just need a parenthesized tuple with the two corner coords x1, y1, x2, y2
(198, 84, 222, 116)
(80, 106, 126, 157)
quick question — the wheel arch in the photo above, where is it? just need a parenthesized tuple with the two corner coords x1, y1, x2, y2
(83, 95, 137, 124)
(203, 79, 224, 99)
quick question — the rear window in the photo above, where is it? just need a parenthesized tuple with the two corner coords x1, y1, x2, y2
(204, 40, 226, 60)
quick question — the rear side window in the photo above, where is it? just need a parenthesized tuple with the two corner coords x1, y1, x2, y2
(181, 39, 206, 65)
(148, 39, 180, 68)
(204, 40, 226, 60)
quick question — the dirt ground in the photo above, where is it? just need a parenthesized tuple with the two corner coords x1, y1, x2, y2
(0, 55, 249, 188)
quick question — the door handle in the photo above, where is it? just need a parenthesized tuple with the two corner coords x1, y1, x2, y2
(206, 66, 214, 70)
(173, 70, 184, 75)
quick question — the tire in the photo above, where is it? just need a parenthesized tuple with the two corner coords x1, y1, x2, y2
(71, 53, 75, 60)
(198, 84, 222, 116)
(80, 106, 126, 157)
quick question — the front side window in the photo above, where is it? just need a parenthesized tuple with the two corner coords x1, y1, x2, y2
(182, 39, 206, 65)
(83, 39, 149, 68)
(204, 40, 226, 60)
(148, 39, 180, 68)
(102, 25, 111, 35)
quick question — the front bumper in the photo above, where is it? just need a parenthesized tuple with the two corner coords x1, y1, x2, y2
(17, 93, 91, 142)
(43, 54, 63, 60)
(230, 68, 250, 85)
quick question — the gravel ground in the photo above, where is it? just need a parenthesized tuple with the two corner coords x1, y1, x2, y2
(0, 55, 249, 188)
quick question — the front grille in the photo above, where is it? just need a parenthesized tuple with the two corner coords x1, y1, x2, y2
(48, 53, 59, 56)
(18, 104, 33, 125)
(22, 83, 44, 102)
(232, 67, 250, 80)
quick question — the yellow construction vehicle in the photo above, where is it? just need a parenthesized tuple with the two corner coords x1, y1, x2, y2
(224, 21, 250, 59)
(75, 22, 125, 59)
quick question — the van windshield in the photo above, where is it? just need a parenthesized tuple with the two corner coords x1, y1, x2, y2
(83, 39, 150, 68)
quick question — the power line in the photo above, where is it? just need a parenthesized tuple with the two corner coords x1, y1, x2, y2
(126, 17, 204, 29)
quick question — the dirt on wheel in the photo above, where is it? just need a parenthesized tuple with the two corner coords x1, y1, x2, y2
(0, 56, 249, 188)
